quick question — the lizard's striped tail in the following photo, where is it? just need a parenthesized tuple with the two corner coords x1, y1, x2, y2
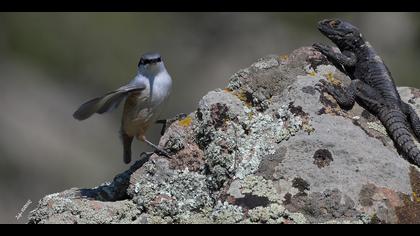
(379, 109, 420, 166)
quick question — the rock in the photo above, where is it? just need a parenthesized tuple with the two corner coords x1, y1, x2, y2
(28, 47, 420, 224)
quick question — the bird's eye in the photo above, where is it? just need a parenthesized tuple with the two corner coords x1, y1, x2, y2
(330, 20, 341, 28)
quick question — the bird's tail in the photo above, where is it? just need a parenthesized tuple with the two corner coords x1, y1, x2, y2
(120, 130, 133, 164)
(379, 109, 420, 166)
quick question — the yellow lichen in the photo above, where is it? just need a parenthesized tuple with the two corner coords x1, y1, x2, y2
(178, 116, 192, 127)
(413, 192, 420, 203)
(234, 90, 252, 108)
(247, 111, 254, 120)
(326, 72, 342, 86)
(308, 71, 316, 77)
(279, 54, 288, 61)
(223, 88, 233, 93)
(302, 123, 315, 134)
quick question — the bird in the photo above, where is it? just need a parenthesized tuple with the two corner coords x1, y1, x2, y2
(73, 52, 172, 164)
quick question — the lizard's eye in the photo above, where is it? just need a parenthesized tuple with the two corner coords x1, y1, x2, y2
(329, 20, 341, 28)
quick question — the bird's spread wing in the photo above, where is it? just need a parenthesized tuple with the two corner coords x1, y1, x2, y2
(73, 84, 146, 120)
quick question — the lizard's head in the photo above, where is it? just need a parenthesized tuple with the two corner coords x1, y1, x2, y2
(317, 19, 364, 49)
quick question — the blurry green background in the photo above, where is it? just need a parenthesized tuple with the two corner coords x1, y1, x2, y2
(1, 12, 420, 223)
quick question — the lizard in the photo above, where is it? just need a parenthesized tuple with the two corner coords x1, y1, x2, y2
(312, 19, 420, 167)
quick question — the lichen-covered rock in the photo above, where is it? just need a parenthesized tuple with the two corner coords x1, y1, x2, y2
(28, 47, 420, 224)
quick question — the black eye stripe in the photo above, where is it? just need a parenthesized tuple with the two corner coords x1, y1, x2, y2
(138, 57, 162, 66)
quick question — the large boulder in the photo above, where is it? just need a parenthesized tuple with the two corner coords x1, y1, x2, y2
(28, 47, 420, 224)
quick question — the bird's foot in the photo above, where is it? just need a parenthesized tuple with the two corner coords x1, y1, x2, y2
(153, 148, 171, 158)
(142, 137, 171, 158)
(156, 113, 188, 135)
(139, 149, 170, 159)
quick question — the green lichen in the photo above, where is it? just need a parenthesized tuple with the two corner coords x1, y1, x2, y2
(177, 212, 213, 224)
(144, 214, 174, 224)
(211, 201, 244, 224)
(241, 175, 281, 203)
(367, 122, 388, 136)
(157, 202, 246, 224)
(321, 219, 364, 224)
(194, 90, 308, 188)
(132, 163, 214, 217)
(227, 69, 251, 91)
(252, 56, 279, 70)
(246, 204, 286, 223)
(287, 212, 308, 224)
(234, 105, 304, 179)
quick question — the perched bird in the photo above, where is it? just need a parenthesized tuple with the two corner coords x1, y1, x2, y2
(73, 52, 172, 164)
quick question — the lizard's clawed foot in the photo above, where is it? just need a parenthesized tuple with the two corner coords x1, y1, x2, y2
(156, 113, 188, 135)
(312, 43, 332, 55)
(315, 79, 336, 95)
(314, 79, 328, 92)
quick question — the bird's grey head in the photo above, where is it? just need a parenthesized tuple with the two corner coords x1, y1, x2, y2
(137, 52, 165, 76)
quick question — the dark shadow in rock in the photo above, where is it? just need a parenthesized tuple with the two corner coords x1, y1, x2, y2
(78, 153, 151, 202)
(292, 177, 310, 194)
(312, 149, 333, 168)
(234, 194, 270, 209)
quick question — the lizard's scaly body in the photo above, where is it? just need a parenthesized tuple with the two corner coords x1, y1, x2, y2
(313, 19, 420, 166)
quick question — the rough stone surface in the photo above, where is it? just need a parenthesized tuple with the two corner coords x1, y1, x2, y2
(28, 47, 420, 224)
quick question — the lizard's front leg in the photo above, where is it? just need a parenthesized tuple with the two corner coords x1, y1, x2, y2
(316, 79, 357, 109)
(313, 43, 357, 68)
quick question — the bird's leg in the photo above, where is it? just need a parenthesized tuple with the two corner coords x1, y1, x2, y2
(120, 129, 134, 164)
(156, 113, 188, 135)
(139, 135, 170, 158)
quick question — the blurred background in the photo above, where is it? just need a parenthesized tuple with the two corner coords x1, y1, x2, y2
(1, 12, 420, 223)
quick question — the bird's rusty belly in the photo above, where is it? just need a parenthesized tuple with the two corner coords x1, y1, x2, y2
(123, 107, 157, 138)
(122, 90, 168, 138)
